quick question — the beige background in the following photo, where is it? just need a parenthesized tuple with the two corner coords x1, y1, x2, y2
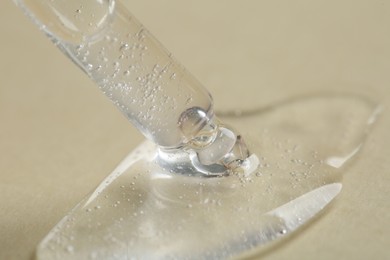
(1, 0, 389, 259)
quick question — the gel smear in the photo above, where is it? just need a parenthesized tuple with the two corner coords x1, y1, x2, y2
(36, 94, 380, 259)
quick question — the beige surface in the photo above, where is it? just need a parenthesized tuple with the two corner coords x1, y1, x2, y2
(1, 0, 389, 259)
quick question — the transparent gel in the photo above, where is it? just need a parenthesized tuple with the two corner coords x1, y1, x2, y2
(13, 0, 381, 259)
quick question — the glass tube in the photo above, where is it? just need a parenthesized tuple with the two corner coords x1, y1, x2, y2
(14, 0, 214, 148)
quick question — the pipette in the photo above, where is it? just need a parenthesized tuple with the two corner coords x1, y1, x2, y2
(14, 0, 250, 174)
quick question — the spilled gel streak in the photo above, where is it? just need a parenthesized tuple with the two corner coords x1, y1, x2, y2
(36, 94, 380, 260)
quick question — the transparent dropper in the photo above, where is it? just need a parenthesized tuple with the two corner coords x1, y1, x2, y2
(14, 0, 250, 174)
